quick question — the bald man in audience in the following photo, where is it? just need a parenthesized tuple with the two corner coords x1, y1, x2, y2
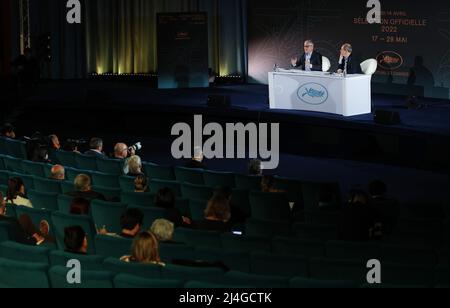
(114, 143, 135, 174)
(50, 165, 65, 181)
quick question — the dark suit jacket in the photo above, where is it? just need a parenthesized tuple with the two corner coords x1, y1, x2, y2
(66, 190, 106, 202)
(84, 150, 107, 159)
(338, 55, 362, 74)
(184, 160, 207, 170)
(294, 51, 323, 71)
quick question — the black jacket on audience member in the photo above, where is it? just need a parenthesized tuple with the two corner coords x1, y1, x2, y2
(0, 216, 36, 245)
(193, 219, 231, 233)
(184, 160, 207, 170)
(84, 150, 107, 159)
(66, 191, 106, 202)
(338, 202, 375, 242)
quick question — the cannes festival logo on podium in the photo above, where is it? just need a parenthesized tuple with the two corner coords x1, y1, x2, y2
(297, 83, 329, 105)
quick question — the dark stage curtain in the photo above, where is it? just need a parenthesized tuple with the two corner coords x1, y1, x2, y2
(0, 0, 12, 76)
(85, 0, 248, 77)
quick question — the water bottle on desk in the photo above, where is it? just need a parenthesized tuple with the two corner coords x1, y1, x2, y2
(273, 63, 279, 72)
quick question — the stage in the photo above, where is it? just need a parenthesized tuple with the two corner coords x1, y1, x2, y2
(13, 80, 450, 175)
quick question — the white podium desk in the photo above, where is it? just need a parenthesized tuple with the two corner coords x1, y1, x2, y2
(268, 70, 372, 117)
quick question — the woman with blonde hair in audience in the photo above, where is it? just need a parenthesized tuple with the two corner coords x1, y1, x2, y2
(121, 232, 165, 266)
(127, 155, 144, 177)
(134, 174, 149, 193)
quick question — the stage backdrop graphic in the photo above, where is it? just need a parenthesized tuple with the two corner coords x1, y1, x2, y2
(248, 0, 450, 99)
(157, 12, 209, 89)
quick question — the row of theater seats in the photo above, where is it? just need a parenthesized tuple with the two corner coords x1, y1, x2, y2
(0, 241, 449, 288)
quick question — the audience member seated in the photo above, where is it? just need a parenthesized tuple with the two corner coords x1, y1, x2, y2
(48, 134, 61, 150)
(31, 145, 50, 163)
(214, 186, 247, 225)
(184, 146, 207, 169)
(84, 137, 106, 158)
(0, 123, 16, 139)
(69, 197, 90, 215)
(50, 165, 65, 181)
(150, 219, 180, 244)
(66, 174, 106, 202)
(127, 155, 144, 177)
(18, 214, 55, 245)
(120, 231, 165, 266)
(114, 142, 135, 174)
(155, 188, 191, 227)
(248, 159, 263, 176)
(134, 174, 149, 193)
(64, 225, 88, 255)
(193, 195, 231, 232)
(5, 177, 33, 208)
(0, 192, 45, 245)
(62, 140, 81, 154)
(120, 208, 144, 239)
(368, 180, 399, 236)
(261, 175, 284, 193)
(338, 189, 376, 242)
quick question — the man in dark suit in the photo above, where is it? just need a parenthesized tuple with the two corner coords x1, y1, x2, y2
(84, 137, 107, 158)
(65, 174, 106, 202)
(337, 43, 362, 74)
(291, 40, 323, 72)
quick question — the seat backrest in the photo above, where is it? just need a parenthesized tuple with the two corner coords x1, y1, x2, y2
(322, 56, 331, 72)
(114, 274, 183, 288)
(360, 59, 378, 75)
(174, 167, 205, 185)
(91, 200, 127, 234)
(142, 162, 175, 181)
(0, 241, 51, 264)
(51, 211, 97, 254)
(49, 266, 114, 288)
(49, 250, 104, 270)
(0, 258, 50, 288)
(95, 235, 132, 258)
(103, 257, 163, 279)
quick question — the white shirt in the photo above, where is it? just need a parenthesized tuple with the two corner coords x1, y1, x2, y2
(305, 53, 312, 71)
(5, 196, 33, 208)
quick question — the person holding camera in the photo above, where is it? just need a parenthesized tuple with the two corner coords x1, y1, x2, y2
(114, 142, 141, 174)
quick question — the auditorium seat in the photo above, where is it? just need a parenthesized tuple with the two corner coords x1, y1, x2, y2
(128, 205, 167, 230)
(55, 150, 77, 168)
(91, 172, 120, 188)
(0, 258, 50, 288)
(290, 277, 357, 288)
(57, 194, 76, 214)
(150, 179, 182, 196)
(272, 237, 325, 258)
(309, 258, 367, 283)
(96, 158, 123, 175)
(303, 210, 340, 225)
(230, 189, 251, 218)
(325, 241, 380, 261)
(91, 200, 127, 234)
(114, 274, 183, 288)
(273, 176, 303, 203)
(379, 244, 438, 265)
(434, 265, 450, 286)
(49, 266, 114, 288)
(160, 243, 196, 263)
(92, 186, 121, 200)
(174, 166, 205, 185)
(65, 167, 93, 182)
(382, 262, 434, 286)
(22, 160, 48, 178)
(0, 185, 6, 197)
(121, 191, 155, 207)
(0, 223, 10, 243)
(15, 206, 54, 237)
(60, 181, 75, 194)
(0, 170, 8, 185)
(103, 257, 162, 279)
(293, 223, 338, 241)
(249, 191, 291, 221)
(194, 247, 250, 273)
(221, 233, 271, 253)
(0, 139, 7, 155)
(4, 139, 27, 160)
(49, 250, 104, 270)
(174, 228, 222, 248)
(95, 235, 132, 258)
(222, 271, 290, 288)
(142, 162, 175, 181)
(250, 252, 309, 278)
(245, 219, 291, 238)
(234, 174, 262, 191)
(188, 199, 207, 221)
(52, 211, 97, 254)
(33, 177, 63, 194)
(75, 154, 98, 171)
(181, 183, 214, 200)
(119, 176, 136, 192)
(5, 204, 16, 218)
(28, 190, 59, 211)
(203, 170, 236, 188)
(0, 241, 51, 264)
(161, 264, 225, 283)
(12, 173, 35, 190)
